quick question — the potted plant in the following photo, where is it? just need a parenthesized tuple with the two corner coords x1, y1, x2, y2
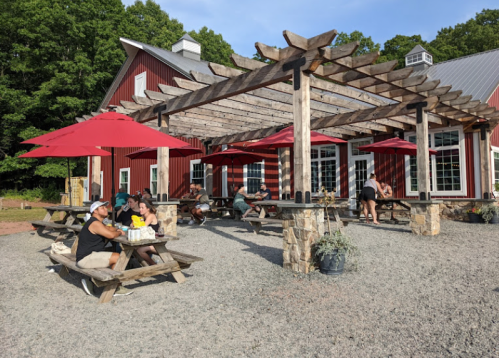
(466, 206, 483, 223)
(481, 203, 499, 224)
(314, 187, 358, 275)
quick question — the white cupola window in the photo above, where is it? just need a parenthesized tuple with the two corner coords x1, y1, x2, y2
(405, 45, 433, 67)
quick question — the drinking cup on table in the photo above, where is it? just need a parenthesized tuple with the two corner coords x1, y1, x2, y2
(123, 204, 130, 212)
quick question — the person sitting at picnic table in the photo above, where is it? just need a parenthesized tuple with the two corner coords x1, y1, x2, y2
(376, 180, 398, 222)
(233, 184, 256, 218)
(76, 201, 132, 296)
(116, 195, 141, 227)
(178, 182, 198, 225)
(190, 183, 210, 225)
(135, 200, 162, 266)
(114, 187, 129, 213)
(254, 182, 272, 217)
(359, 173, 385, 225)
(142, 188, 152, 200)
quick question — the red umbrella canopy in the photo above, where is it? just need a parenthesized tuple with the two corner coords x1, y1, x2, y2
(357, 137, 438, 156)
(200, 148, 265, 166)
(22, 112, 190, 148)
(18, 146, 111, 158)
(246, 126, 347, 149)
(126, 146, 202, 160)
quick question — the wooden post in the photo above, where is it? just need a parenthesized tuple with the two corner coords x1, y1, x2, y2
(480, 129, 492, 199)
(205, 142, 213, 196)
(293, 71, 311, 203)
(280, 147, 291, 200)
(416, 110, 430, 199)
(91, 155, 101, 201)
(157, 115, 170, 202)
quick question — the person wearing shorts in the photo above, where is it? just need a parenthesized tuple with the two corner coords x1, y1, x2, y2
(76, 201, 131, 296)
(359, 173, 385, 225)
(190, 183, 210, 225)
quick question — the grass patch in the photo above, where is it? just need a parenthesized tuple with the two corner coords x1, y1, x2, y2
(0, 208, 59, 222)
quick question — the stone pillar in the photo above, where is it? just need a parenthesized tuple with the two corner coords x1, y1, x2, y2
(279, 203, 324, 273)
(407, 200, 442, 236)
(155, 201, 179, 237)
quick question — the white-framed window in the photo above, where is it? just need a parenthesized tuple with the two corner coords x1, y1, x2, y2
(150, 164, 158, 196)
(405, 127, 467, 196)
(134, 71, 146, 97)
(425, 53, 433, 64)
(311, 145, 340, 196)
(492, 146, 499, 196)
(406, 52, 432, 66)
(190, 159, 205, 187)
(244, 160, 265, 194)
(119, 168, 130, 193)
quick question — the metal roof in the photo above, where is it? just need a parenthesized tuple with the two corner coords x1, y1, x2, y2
(411, 48, 499, 102)
(177, 33, 200, 44)
(120, 37, 212, 80)
(406, 45, 428, 56)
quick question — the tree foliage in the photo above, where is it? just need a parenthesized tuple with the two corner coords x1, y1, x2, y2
(0, 0, 235, 190)
(332, 31, 381, 57)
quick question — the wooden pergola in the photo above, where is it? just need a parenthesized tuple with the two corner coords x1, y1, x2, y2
(83, 29, 499, 203)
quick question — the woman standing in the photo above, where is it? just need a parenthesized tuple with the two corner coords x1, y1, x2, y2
(233, 184, 256, 218)
(135, 199, 161, 265)
(359, 173, 385, 225)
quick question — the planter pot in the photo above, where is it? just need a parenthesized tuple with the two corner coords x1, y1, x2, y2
(468, 212, 483, 223)
(484, 213, 499, 224)
(318, 250, 345, 275)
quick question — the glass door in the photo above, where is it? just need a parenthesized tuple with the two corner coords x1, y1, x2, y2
(348, 139, 374, 211)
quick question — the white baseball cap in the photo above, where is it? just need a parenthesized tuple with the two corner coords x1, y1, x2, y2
(90, 201, 109, 214)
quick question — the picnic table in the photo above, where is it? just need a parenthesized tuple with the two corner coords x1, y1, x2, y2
(46, 234, 203, 304)
(31, 205, 91, 241)
(349, 197, 411, 221)
(241, 200, 286, 234)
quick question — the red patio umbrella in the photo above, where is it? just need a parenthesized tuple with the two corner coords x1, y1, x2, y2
(18, 146, 111, 207)
(200, 148, 265, 194)
(357, 137, 438, 191)
(22, 112, 191, 222)
(246, 126, 347, 149)
(125, 145, 202, 160)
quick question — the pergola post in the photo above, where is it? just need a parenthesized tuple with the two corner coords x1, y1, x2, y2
(293, 70, 312, 204)
(479, 127, 492, 199)
(416, 109, 430, 200)
(155, 107, 177, 237)
(280, 147, 291, 200)
(91, 155, 101, 201)
(409, 105, 441, 236)
(204, 141, 213, 196)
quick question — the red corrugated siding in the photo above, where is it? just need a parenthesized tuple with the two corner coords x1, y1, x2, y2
(108, 50, 188, 106)
(488, 86, 499, 147)
(339, 144, 348, 198)
(464, 132, 476, 198)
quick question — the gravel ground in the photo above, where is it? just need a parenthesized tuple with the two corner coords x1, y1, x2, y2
(1, 218, 499, 357)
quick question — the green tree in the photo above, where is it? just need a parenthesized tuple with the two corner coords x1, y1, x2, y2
(431, 9, 499, 61)
(188, 27, 234, 67)
(379, 34, 442, 69)
(332, 31, 380, 57)
(124, 0, 184, 49)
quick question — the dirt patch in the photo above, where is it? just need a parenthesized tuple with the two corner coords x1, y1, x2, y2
(1, 199, 56, 209)
(0, 221, 35, 236)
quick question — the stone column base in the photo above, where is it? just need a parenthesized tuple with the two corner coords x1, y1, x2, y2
(279, 203, 325, 274)
(155, 202, 179, 237)
(407, 200, 442, 236)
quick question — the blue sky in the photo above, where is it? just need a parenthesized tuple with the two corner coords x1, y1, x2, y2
(121, 0, 498, 58)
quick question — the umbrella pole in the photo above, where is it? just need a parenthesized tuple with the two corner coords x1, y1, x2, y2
(392, 154, 397, 192)
(67, 158, 72, 207)
(111, 148, 116, 226)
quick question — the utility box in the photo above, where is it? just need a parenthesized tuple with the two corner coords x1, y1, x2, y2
(65, 177, 87, 207)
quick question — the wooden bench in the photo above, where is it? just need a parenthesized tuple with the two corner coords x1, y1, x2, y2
(241, 217, 283, 234)
(31, 220, 83, 235)
(46, 241, 203, 303)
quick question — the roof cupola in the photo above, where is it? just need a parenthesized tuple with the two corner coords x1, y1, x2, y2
(172, 34, 201, 61)
(405, 45, 433, 71)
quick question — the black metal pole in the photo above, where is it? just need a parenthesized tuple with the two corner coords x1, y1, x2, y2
(111, 147, 116, 226)
(67, 158, 72, 207)
(231, 161, 235, 196)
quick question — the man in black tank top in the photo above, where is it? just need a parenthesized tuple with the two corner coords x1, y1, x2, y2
(76, 201, 132, 296)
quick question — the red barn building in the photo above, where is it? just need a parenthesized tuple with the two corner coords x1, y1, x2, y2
(87, 37, 499, 210)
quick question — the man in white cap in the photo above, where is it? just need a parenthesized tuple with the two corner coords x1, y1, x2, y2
(76, 201, 132, 296)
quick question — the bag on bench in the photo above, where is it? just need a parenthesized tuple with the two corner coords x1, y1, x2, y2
(51, 242, 71, 255)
